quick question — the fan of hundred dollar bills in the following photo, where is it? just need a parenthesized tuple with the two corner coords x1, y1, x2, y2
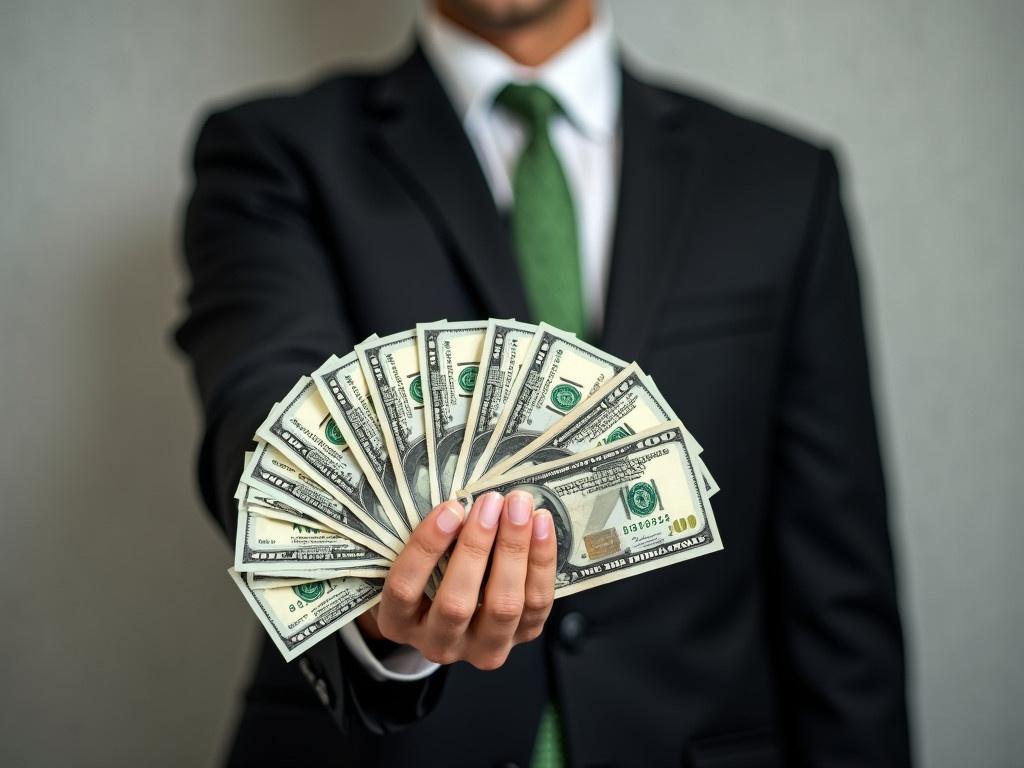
(228, 320, 722, 661)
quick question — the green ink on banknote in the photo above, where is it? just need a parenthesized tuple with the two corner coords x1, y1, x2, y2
(409, 375, 424, 404)
(458, 365, 478, 393)
(324, 418, 346, 446)
(550, 383, 582, 411)
(293, 582, 325, 601)
(627, 481, 658, 516)
(605, 426, 630, 443)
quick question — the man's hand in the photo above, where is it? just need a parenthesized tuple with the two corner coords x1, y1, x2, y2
(355, 491, 556, 670)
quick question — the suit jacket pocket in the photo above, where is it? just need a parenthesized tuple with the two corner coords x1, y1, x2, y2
(687, 727, 782, 768)
(655, 289, 776, 347)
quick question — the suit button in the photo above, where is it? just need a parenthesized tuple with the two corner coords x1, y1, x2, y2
(559, 611, 587, 652)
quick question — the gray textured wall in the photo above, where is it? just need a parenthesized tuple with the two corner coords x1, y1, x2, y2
(1, 2, 1020, 766)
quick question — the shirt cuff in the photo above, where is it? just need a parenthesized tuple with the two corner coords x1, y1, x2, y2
(339, 622, 440, 682)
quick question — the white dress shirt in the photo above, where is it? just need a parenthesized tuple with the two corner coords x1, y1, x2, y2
(422, 2, 620, 333)
(340, 3, 621, 681)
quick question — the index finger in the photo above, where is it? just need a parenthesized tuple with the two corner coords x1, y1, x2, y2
(378, 501, 464, 630)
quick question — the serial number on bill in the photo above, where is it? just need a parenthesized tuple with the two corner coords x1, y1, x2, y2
(622, 514, 670, 533)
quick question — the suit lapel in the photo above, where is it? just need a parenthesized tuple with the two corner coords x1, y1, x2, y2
(368, 47, 530, 322)
(600, 69, 703, 360)
(367, 51, 701, 347)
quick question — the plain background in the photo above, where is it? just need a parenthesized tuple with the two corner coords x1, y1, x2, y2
(1, 1, 1021, 766)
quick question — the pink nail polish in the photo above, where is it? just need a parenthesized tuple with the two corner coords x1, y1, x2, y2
(436, 504, 462, 533)
(507, 492, 532, 526)
(479, 492, 503, 529)
(533, 511, 551, 540)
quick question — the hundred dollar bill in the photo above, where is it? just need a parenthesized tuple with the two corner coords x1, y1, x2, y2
(247, 502, 333, 532)
(460, 422, 723, 597)
(245, 569, 390, 589)
(417, 320, 488, 505)
(484, 363, 718, 496)
(484, 362, 652, 475)
(356, 330, 431, 530)
(228, 569, 381, 662)
(641, 378, 718, 498)
(450, 319, 537, 496)
(246, 572, 322, 590)
(243, 441, 400, 557)
(233, 502, 390, 573)
(257, 377, 406, 547)
(235, 480, 336, 532)
(469, 323, 628, 484)
(311, 351, 411, 540)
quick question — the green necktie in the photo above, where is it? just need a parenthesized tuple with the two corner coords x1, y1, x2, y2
(530, 700, 566, 768)
(496, 82, 587, 339)
(496, 82, 572, 768)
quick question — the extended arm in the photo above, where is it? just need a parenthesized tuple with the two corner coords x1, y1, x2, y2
(175, 105, 444, 734)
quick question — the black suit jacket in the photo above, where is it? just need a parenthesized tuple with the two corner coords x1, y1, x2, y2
(176, 46, 911, 768)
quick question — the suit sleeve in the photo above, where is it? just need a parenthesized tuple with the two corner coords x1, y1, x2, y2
(174, 106, 446, 735)
(768, 150, 912, 766)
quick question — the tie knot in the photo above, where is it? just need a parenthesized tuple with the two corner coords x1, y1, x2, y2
(495, 83, 563, 130)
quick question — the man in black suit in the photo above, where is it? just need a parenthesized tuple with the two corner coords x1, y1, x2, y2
(176, 0, 911, 765)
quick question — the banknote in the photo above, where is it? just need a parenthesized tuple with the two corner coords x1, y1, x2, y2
(245, 569, 389, 593)
(233, 502, 390, 573)
(242, 441, 400, 557)
(483, 362, 653, 475)
(228, 569, 381, 661)
(468, 323, 628, 484)
(235, 480, 336, 532)
(460, 422, 723, 597)
(229, 320, 724, 663)
(257, 377, 406, 547)
(246, 572, 324, 590)
(450, 319, 537, 496)
(417, 320, 488, 505)
(484, 363, 717, 496)
(312, 351, 411, 540)
(247, 502, 333, 532)
(643, 378, 718, 498)
(356, 330, 431, 530)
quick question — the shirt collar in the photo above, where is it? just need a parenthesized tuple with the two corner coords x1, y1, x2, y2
(418, 2, 619, 140)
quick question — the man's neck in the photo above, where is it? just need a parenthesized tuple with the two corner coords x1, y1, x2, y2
(435, 0, 593, 68)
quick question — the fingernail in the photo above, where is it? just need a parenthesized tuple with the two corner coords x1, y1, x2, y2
(507, 491, 532, 526)
(478, 492, 503, 529)
(533, 510, 551, 540)
(436, 503, 463, 534)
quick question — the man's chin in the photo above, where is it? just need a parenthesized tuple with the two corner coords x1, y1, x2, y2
(438, 0, 571, 32)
